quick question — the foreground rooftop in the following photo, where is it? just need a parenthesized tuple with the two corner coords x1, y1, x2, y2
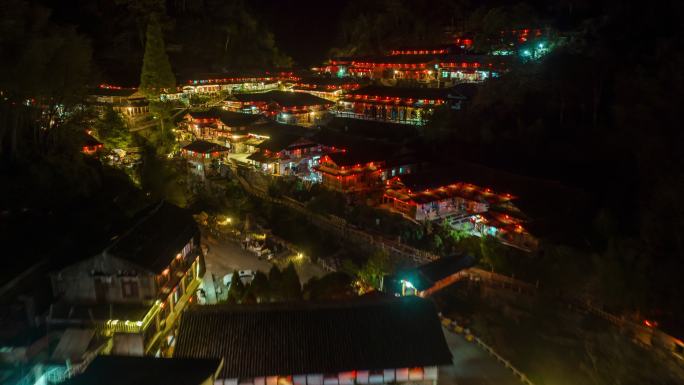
(174, 296, 452, 378)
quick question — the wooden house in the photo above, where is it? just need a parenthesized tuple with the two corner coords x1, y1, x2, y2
(181, 140, 230, 179)
(182, 108, 267, 146)
(291, 77, 364, 102)
(382, 165, 537, 250)
(336, 86, 464, 126)
(48, 202, 205, 356)
(225, 91, 333, 126)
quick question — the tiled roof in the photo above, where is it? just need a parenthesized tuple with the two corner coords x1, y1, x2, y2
(232, 91, 333, 107)
(344, 86, 457, 100)
(107, 201, 199, 273)
(182, 140, 229, 154)
(49, 302, 151, 322)
(65, 355, 222, 385)
(174, 296, 452, 378)
(186, 108, 265, 127)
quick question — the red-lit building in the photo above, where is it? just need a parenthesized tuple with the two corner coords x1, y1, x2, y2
(291, 77, 365, 102)
(86, 85, 149, 117)
(181, 140, 230, 179)
(246, 132, 326, 179)
(82, 132, 104, 155)
(319, 49, 510, 88)
(181, 108, 267, 145)
(316, 152, 386, 192)
(225, 90, 334, 126)
(336, 86, 464, 125)
(382, 166, 537, 250)
(181, 71, 298, 95)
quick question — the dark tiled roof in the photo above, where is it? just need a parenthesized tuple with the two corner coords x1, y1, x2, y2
(322, 117, 419, 142)
(233, 91, 333, 107)
(345, 86, 457, 100)
(187, 108, 264, 127)
(107, 202, 199, 273)
(351, 55, 436, 65)
(247, 121, 309, 138)
(246, 152, 271, 163)
(396, 162, 522, 194)
(327, 151, 385, 167)
(294, 77, 367, 87)
(174, 296, 451, 378)
(259, 135, 317, 153)
(65, 356, 222, 385)
(82, 132, 103, 147)
(87, 88, 138, 97)
(49, 302, 151, 322)
(182, 140, 229, 154)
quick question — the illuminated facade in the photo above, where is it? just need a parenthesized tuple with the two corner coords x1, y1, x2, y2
(181, 71, 297, 95)
(181, 108, 267, 145)
(382, 171, 537, 250)
(48, 202, 205, 356)
(86, 85, 149, 117)
(336, 86, 463, 125)
(224, 90, 333, 126)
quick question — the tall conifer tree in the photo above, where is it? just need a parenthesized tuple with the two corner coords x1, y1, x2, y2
(139, 14, 175, 96)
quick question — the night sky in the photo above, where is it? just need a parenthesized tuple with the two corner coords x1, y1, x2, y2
(247, 0, 351, 65)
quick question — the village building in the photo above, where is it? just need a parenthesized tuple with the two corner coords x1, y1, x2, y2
(315, 151, 386, 193)
(180, 71, 297, 95)
(181, 108, 268, 147)
(181, 140, 230, 179)
(245, 126, 327, 180)
(47, 202, 205, 357)
(225, 90, 334, 126)
(81, 131, 104, 155)
(381, 165, 537, 250)
(319, 48, 509, 88)
(173, 296, 452, 385)
(291, 77, 365, 102)
(64, 355, 223, 385)
(86, 85, 149, 117)
(336, 86, 464, 125)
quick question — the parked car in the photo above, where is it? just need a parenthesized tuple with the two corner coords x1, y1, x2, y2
(223, 270, 256, 287)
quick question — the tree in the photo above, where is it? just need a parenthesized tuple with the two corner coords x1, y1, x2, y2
(280, 262, 302, 301)
(139, 14, 175, 97)
(249, 270, 270, 303)
(95, 107, 131, 150)
(303, 272, 355, 301)
(268, 265, 283, 301)
(226, 270, 245, 303)
(139, 145, 188, 206)
(357, 250, 392, 289)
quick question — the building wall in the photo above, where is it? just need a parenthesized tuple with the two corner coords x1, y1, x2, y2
(51, 254, 157, 303)
(214, 366, 438, 385)
(415, 197, 488, 222)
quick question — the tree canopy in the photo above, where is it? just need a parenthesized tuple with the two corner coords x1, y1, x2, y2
(139, 14, 175, 96)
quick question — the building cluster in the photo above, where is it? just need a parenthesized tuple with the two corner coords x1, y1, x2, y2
(164, 37, 551, 250)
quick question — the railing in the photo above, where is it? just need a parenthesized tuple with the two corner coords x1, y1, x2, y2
(331, 110, 427, 126)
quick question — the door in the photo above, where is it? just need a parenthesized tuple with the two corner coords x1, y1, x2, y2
(94, 277, 108, 302)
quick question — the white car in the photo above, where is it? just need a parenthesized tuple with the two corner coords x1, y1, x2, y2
(222, 270, 255, 287)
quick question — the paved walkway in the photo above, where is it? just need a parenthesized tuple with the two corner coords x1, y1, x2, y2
(200, 234, 326, 303)
(439, 327, 520, 385)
